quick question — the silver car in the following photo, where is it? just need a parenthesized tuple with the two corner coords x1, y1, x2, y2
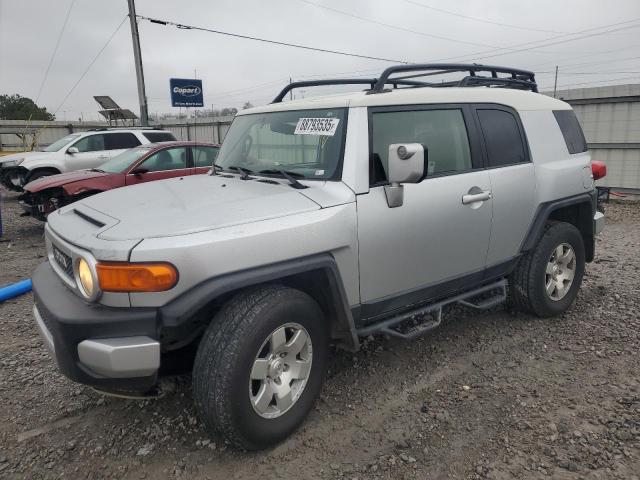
(31, 64, 604, 450)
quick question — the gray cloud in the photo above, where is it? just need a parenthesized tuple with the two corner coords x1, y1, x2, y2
(1, 0, 639, 121)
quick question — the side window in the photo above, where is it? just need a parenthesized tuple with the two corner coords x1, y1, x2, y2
(139, 147, 188, 172)
(553, 110, 588, 154)
(73, 134, 106, 153)
(477, 109, 527, 167)
(104, 132, 141, 150)
(370, 109, 472, 184)
(143, 132, 177, 142)
(192, 146, 220, 167)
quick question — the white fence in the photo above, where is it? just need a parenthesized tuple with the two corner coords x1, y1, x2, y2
(0, 117, 234, 151)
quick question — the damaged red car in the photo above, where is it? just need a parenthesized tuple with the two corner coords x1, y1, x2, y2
(20, 141, 219, 221)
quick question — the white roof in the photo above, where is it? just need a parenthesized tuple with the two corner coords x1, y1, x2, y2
(241, 86, 572, 115)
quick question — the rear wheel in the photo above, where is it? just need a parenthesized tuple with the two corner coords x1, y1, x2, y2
(509, 221, 585, 317)
(192, 285, 329, 450)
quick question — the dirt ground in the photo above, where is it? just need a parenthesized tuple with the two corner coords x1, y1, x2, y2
(0, 189, 639, 480)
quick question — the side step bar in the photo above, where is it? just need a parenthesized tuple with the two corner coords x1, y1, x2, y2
(356, 279, 507, 340)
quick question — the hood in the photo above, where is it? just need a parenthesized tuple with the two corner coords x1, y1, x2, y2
(0, 151, 43, 167)
(62, 174, 324, 240)
(25, 170, 111, 192)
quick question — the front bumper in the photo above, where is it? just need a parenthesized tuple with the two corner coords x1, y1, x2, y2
(18, 192, 50, 221)
(32, 262, 160, 391)
(0, 166, 27, 191)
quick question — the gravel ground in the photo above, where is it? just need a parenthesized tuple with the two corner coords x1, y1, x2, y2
(0, 189, 639, 480)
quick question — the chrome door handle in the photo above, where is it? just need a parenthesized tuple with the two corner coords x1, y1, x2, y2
(462, 190, 492, 205)
(97, 155, 109, 160)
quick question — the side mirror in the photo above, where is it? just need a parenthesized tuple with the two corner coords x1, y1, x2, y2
(130, 167, 149, 176)
(67, 146, 79, 154)
(384, 143, 426, 208)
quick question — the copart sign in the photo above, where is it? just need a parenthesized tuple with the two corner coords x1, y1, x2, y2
(170, 78, 204, 107)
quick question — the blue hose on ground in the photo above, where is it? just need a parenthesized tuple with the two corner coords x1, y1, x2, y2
(0, 279, 33, 303)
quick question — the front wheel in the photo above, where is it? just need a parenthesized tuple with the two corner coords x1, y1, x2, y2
(509, 221, 585, 317)
(192, 285, 329, 450)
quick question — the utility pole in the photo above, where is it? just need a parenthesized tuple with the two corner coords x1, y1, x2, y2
(127, 0, 149, 126)
(289, 77, 293, 100)
(553, 65, 559, 98)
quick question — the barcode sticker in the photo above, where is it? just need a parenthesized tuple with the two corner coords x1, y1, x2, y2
(294, 117, 340, 136)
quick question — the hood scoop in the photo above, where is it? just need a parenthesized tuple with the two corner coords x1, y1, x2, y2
(73, 208, 106, 228)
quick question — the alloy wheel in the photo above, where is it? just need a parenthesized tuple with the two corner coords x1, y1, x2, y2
(249, 323, 313, 419)
(545, 242, 576, 301)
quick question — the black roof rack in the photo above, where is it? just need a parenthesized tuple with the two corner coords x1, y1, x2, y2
(272, 63, 537, 103)
(272, 78, 427, 103)
(87, 127, 165, 132)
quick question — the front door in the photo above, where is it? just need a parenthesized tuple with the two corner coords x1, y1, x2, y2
(357, 106, 492, 319)
(125, 146, 193, 185)
(66, 134, 110, 170)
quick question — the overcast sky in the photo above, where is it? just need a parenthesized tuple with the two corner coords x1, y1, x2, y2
(1, 0, 639, 121)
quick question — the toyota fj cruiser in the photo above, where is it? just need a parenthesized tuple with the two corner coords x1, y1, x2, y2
(31, 64, 605, 450)
(0, 127, 176, 191)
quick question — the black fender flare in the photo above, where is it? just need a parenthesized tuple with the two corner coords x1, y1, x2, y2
(520, 191, 596, 258)
(158, 253, 360, 351)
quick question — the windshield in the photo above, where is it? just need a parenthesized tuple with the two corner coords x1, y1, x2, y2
(44, 134, 81, 152)
(98, 147, 151, 173)
(216, 108, 347, 180)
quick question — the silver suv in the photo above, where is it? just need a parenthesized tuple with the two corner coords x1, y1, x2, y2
(0, 127, 176, 191)
(31, 64, 604, 450)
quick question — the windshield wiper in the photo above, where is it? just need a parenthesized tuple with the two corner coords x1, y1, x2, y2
(228, 165, 253, 180)
(210, 163, 224, 175)
(258, 169, 308, 189)
(88, 168, 104, 173)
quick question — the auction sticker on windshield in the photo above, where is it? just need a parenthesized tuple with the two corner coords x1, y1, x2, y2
(294, 118, 340, 136)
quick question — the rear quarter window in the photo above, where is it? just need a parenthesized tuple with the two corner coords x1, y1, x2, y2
(143, 132, 177, 142)
(553, 110, 588, 154)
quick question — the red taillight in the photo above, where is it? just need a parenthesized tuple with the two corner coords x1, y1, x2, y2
(591, 161, 606, 180)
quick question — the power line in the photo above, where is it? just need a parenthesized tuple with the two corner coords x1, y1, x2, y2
(433, 17, 640, 64)
(137, 15, 408, 64)
(541, 74, 640, 90)
(295, 0, 516, 50)
(296, 0, 635, 57)
(54, 15, 128, 114)
(537, 71, 640, 76)
(401, 0, 566, 34)
(135, 11, 640, 108)
(528, 42, 640, 70)
(551, 54, 640, 70)
(35, 0, 77, 103)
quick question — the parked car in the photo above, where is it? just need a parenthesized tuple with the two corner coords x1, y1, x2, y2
(0, 128, 176, 191)
(31, 64, 605, 450)
(20, 141, 220, 221)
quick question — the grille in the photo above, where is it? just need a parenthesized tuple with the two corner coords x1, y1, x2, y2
(52, 244, 73, 278)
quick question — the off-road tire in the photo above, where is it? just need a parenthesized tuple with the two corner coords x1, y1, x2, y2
(192, 285, 329, 450)
(509, 221, 585, 317)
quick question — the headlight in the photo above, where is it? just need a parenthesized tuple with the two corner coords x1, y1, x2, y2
(77, 258, 96, 298)
(1, 158, 24, 167)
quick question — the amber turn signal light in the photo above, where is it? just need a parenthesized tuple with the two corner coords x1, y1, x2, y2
(96, 262, 178, 292)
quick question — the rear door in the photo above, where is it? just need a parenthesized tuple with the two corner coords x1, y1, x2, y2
(103, 132, 142, 158)
(356, 105, 493, 318)
(474, 106, 536, 269)
(192, 145, 220, 174)
(125, 146, 193, 185)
